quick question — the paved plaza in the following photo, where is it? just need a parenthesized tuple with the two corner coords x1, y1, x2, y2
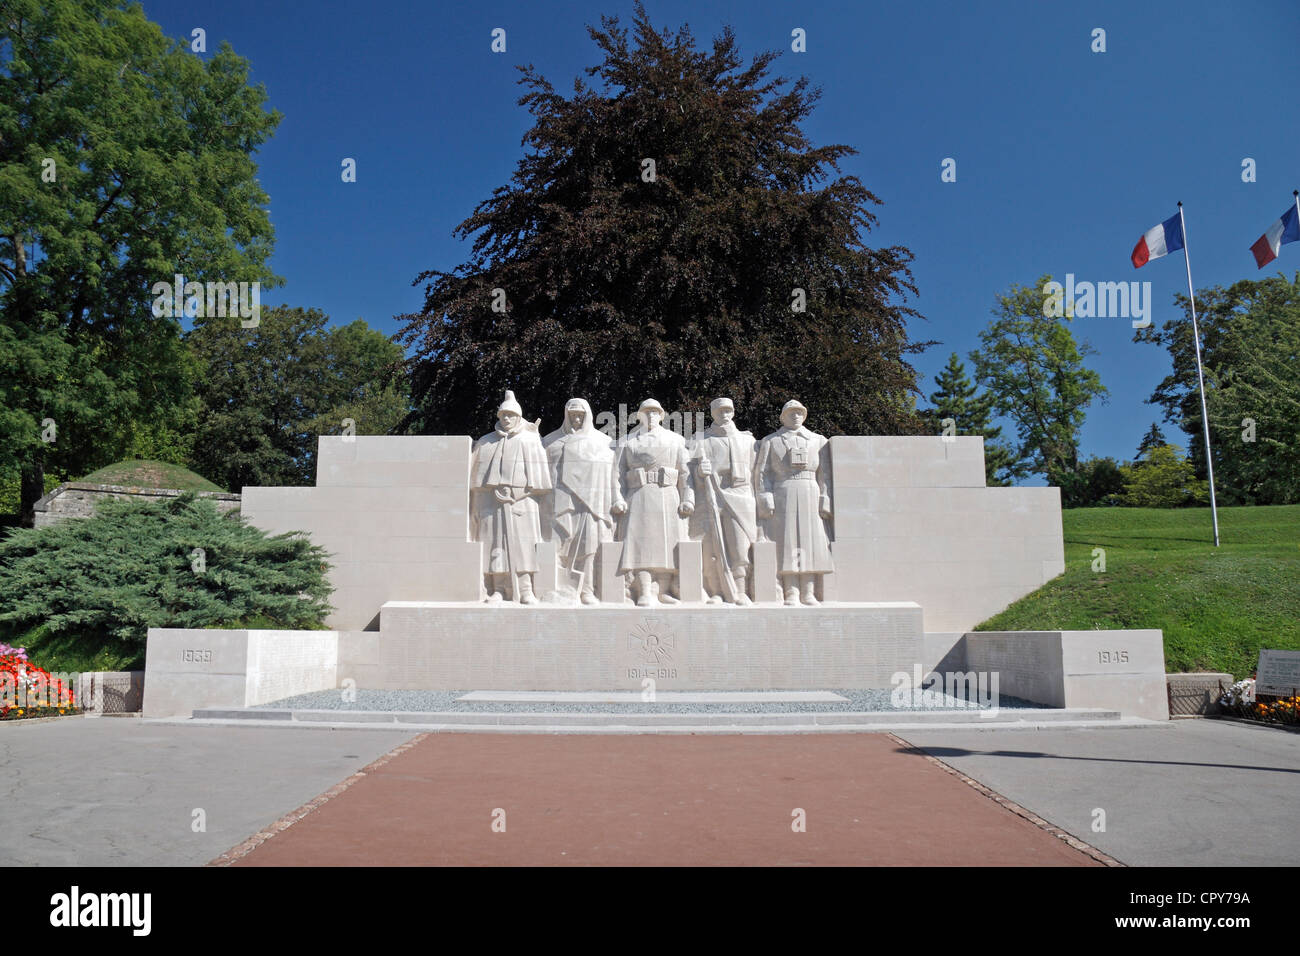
(4, 716, 1296, 866)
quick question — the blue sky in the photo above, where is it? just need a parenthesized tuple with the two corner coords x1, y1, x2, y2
(144, 0, 1300, 468)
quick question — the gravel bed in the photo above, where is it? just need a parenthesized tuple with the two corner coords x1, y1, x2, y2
(251, 689, 1041, 714)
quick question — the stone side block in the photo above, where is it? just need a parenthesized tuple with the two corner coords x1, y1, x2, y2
(330, 560, 458, 592)
(144, 627, 250, 676)
(241, 486, 321, 514)
(829, 435, 984, 465)
(264, 509, 368, 539)
(353, 435, 472, 463)
(997, 486, 1063, 513)
(1064, 673, 1169, 721)
(339, 536, 439, 566)
(923, 633, 967, 674)
(827, 436, 888, 464)
(1024, 534, 1065, 562)
(830, 459, 910, 488)
(303, 485, 465, 515)
(316, 436, 357, 467)
(143, 628, 340, 717)
(317, 460, 469, 489)
(907, 456, 986, 488)
(964, 631, 1066, 708)
(335, 631, 386, 687)
(1058, 629, 1166, 675)
(376, 510, 469, 539)
(326, 588, 387, 631)
(985, 559, 1044, 588)
(141, 672, 246, 718)
(966, 630, 1168, 719)
(245, 631, 339, 707)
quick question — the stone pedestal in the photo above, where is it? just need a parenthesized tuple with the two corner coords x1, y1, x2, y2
(596, 541, 627, 604)
(338, 601, 925, 691)
(676, 539, 703, 603)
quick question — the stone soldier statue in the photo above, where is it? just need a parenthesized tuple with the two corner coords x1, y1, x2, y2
(471, 390, 552, 604)
(542, 397, 616, 605)
(755, 399, 833, 606)
(690, 397, 758, 605)
(611, 398, 694, 607)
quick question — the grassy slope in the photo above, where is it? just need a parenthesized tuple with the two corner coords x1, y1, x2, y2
(975, 505, 1300, 678)
(79, 459, 224, 493)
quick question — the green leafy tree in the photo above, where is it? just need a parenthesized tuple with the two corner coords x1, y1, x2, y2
(970, 277, 1108, 487)
(187, 307, 410, 491)
(0, 0, 281, 524)
(397, 3, 930, 438)
(1116, 444, 1209, 508)
(1136, 273, 1300, 505)
(921, 352, 1017, 485)
(1059, 456, 1125, 508)
(0, 494, 331, 668)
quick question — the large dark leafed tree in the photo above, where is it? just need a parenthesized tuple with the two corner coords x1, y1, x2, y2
(397, 4, 928, 437)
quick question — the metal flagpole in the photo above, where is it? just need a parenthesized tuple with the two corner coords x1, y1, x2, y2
(1177, 201, 1220, 547)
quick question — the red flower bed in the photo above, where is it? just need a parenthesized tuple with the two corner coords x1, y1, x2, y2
(0, 650, 78, 720)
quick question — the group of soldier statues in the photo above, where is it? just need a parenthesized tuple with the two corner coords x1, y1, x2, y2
(469, 391, 834, 607)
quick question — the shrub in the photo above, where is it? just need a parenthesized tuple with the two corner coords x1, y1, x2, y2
(0, 494, 332, 669)
(1116, 444, 1209, 508)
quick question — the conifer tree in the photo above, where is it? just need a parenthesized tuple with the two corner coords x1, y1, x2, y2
(923, 352, 1017, 485)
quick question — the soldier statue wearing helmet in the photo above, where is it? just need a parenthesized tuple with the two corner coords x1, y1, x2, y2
(754, 399, 834, 605)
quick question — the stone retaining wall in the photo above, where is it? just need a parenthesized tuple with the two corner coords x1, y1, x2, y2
(33, 482, 241, 527)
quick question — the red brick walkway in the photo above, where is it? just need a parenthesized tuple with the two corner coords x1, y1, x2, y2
(217, 733, 1104, 866)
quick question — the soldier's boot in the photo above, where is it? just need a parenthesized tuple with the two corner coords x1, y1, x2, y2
(486, 573, 507, 604)
(733, 569, 752, 606)
(783, 576, 801, 606)
(579, 557, 600, 604)
(517, 573, 540, 605)
(655, 572, 679, 604)
(801, 574, 820, 606)
(636, 571, 653, 607)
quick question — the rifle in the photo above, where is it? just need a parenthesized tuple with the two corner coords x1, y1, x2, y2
(698, 452, 739, 603)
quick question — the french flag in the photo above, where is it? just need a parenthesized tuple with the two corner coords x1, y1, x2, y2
(1131, 212, 1184, 269)
(1250, 203, 1300, 269)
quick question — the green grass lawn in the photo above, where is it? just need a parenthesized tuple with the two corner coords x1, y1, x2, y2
(975, 505, 1300, 679)
(79, 459, 224, 493)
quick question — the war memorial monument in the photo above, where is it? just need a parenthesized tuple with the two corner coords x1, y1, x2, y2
(142, 391, 1169, 722)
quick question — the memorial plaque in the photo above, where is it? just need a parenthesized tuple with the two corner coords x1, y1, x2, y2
(1257, 649, 1300, 697)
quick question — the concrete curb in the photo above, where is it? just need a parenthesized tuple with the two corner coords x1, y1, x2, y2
(196, 706, 1124, 726)
(0, 713, 87, 727)
(159, 715, 1167, 735)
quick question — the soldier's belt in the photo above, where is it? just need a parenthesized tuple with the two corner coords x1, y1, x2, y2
(629, 467, 678, 489)
(780, 472, 818, 482)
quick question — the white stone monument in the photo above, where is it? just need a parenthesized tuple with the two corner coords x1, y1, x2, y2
(141, 392, 1170, 721)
